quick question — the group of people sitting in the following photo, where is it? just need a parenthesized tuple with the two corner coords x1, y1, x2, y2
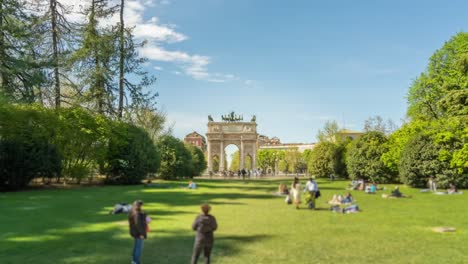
(328, 193, 359, 213)
(349, 179, 381, 194)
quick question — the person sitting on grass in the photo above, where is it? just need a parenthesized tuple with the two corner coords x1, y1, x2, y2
(390, 186, 403, 197)
(382, 186, 410, 198)
(341, 192, 353, 204)
(365, 182, 377, 194)
(447, 183, 458, 194)
(187, 180, 197, 189)
(328, 195, 343, 205)
(278, 183, 289, 195)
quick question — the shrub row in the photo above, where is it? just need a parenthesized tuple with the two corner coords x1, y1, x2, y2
(0, 104, 206, 191)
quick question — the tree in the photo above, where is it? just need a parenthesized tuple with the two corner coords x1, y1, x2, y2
(125, 106, 166, 142)
(381, 120, 430, 175)
(307, 142, 339, 178)
(278, 159, 288, 173)
(284, 149, 301, 173)
(40, 0, 77, 108)
(398, 133, 435, 187)
(229, 151, 239, 171)
(0, 0, 46, 102)
(157, 135, 193, 179)
(257, 149, 275, 172)
(407, 33, 468, 121)
(116, 0, 157, 119)
(187, 144, 207, 177)
(346, 131, 395, 183)
(317, 120, 339, 142)
(70, 0, 118, 115)
(364, 115, 398, 135)
(105, 122, 160, 184)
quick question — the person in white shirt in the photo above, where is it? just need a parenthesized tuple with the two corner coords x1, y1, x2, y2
(304, 177, 318, 209)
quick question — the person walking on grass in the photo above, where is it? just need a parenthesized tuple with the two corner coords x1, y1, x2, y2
(305, 177, 318, 209)
(128, 200, 147, 264)
(291, 177, 302, 209)
(191, 204, 218, 264)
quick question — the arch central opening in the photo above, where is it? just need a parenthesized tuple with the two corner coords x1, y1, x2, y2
(225, 144, 239, 172)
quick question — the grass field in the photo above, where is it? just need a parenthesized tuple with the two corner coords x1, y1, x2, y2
(1, 178, 467, 264)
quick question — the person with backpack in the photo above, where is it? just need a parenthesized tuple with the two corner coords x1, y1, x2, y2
(304, 177, 319, 209)
(191, 204, 218, 264)
(128, 200, 147, 264)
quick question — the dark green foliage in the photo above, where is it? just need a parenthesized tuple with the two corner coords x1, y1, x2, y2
(307, 142, 341, 178)
(105, 123, 160, 184)
(0, 0, 47, 103)
(399, 133, 464, 188)
(438, 89, 468, 117)
(0, 138, 61, 191)
(55, 107, 110, 183)
(186, 144, 207, 177)
(399, 134, 444, 188)
(346, 131, 395, 183)
(157, 135, 193, 179)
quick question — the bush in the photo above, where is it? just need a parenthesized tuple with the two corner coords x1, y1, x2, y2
(346, 131, 395, 183)
(399, 133, 465, 189)
(0, 139, 61, 191)
(157, 135, 193, 179)
(105, 123, 160, 184)
(186, 144, 207, 177)
(307, 142, 341, 178)
(56, 107, 110, 183)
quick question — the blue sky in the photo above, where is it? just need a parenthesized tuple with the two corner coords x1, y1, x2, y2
(123, 0, 468, 143)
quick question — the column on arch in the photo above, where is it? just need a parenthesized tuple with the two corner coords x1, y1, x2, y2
(240, 138, 244, 170)
(207, 140, 212, 172)
(252, 145, 257, 170)
(219, 140, 225, 172)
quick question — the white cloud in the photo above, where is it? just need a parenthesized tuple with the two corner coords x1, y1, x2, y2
(167, 112, 207, 139)
(60, 0, 236, 83)
(140, 44, 237, 82)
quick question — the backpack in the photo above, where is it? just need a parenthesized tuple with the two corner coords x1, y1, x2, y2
(315, 190, 321, 199)
(198, 215, 215, 233)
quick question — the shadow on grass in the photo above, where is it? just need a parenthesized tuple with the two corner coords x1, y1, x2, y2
(149, 231, 273, 264)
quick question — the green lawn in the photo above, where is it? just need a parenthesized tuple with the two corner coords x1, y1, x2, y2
(1, 178, 467, 264)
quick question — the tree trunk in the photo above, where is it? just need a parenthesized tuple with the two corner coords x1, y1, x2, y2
(90, 0, 103, 114)
(0, 1, 10, 93)
(50, 0, 61, 109)
(118, 0, 125, 119)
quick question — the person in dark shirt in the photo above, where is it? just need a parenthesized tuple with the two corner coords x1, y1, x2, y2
(191, 204, 218, 264)
(128, 200, 147, 264)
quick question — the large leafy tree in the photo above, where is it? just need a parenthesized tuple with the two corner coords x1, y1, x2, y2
(307, 142, 340, 178)
(346, 131, 395, 183)
(407, 33, 468, 120)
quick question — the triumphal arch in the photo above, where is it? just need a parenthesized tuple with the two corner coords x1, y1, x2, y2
(206, 112, 258, 173)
